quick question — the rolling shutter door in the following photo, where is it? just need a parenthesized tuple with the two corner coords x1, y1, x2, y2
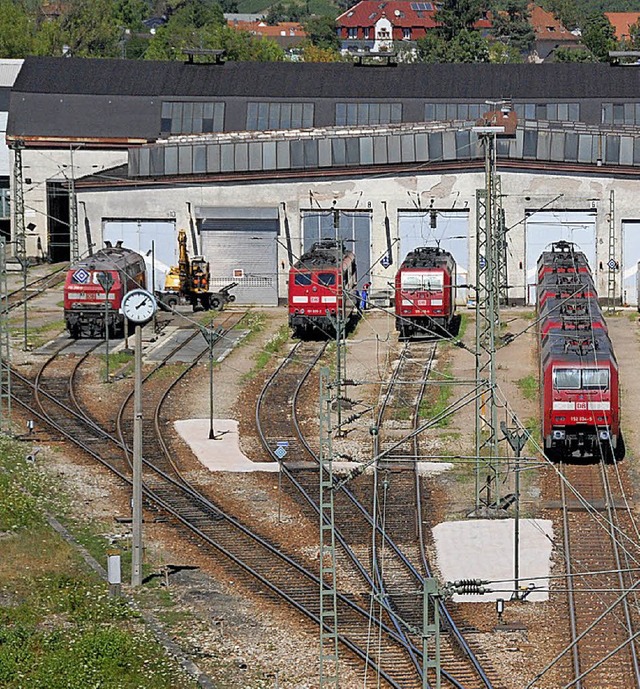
(198, 208, 279, 306)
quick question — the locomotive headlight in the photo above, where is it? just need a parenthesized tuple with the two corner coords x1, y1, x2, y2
(599, 430, 610, 440)
(557, 416, 565, 421)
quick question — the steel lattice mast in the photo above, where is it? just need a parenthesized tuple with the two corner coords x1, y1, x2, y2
(11, 140, 28, 351)
(0, 238, 10, 434)
(318, 367, 339, 688)
(607, 189, 617, 312)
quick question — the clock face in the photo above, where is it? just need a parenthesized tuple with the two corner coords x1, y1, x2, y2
(122, 289, 157, 323)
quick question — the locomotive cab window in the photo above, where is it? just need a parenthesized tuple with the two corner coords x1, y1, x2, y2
(424, 272, 444, 292)
(401, 274, 422, 290)
(318, 273, 336, 286)
(294, 273, 312, 286)
(554, 368, 581, 390)
(583, 368, 609, 389)
(401, 271, 444, 291)
(554, 368, 609, 390)
(92, 271, 118, 285)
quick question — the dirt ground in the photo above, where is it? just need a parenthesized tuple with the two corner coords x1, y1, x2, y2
(7, 263, 640, 688)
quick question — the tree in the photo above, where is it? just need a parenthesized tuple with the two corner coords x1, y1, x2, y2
(447, 28, 489, 62)
(415, 33, 448, 62)
(488, 40, 523, 63)
(145, 23, 285, 61)
(414, 28, 489, 62)
(435, 0, 484, 42)
(553, 46, 596, 62)
(627, 20, 640, 50)
(301, 44, 341, 61)
(303, 15, 340, 51)
(60, 0, 122, 57)
(114, 0, 149, 31)
(32, 17, 66, 56)
(491, 0, 535, 54)
(581, 12, 616, 61)
(0, 0, 34, 57)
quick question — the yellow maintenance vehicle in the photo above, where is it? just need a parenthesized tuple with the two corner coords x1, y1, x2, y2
(158, 230, 237, 311)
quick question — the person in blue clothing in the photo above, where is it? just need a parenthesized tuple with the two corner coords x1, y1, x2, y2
(359, 282, 371, 310)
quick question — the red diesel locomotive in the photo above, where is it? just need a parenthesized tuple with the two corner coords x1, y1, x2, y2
(394, 247, 456, 339)
(288, 240, 358, 338)
(64, 242, 147, 338)
(537, 242, 623, 461)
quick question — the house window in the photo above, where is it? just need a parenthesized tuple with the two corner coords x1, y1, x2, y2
(246, 102, 314, 130)
(160, 101, 225, 135)
(348, 27, 357, 38)
(364, 27, 370, 39)
(403, 28, 411, 39)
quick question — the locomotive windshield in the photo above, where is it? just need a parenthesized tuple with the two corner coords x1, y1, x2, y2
(554, 367, 609, 390)
(401, 271, 444, 292)
(318, 273, 336, 286)
(294, 273, 312, 286)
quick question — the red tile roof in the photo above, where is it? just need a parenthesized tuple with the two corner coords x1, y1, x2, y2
(529, 4, 577, 42)
(605, 12, 640, 41)
(337, 1, 438, 29)
(227, 20, 306, 39)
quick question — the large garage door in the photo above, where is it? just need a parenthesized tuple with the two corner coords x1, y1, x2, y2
(622, 221, 640, 306)
(301, 210, 371, 288)
(525, 210, 596, 304)
(198, 207, 278, 306)
(398, 210, 469, 304)
(103, 219, 176, 291)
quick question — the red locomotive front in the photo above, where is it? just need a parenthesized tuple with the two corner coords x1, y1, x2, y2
(394, 247, 456, 339)
(64, 242, 146, 338)
(288, 240, 357, 338)
(541, 357, 620, 460)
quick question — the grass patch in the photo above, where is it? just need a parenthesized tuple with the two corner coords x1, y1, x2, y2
(241, 323, 289, 382)
(516, 375, 538, 401)
(457, 313, 469, 339)
(520, 310, 536, 321)
(419, 363, 454, 427)
(100, 350, 134, 380)
(0, 435, 197, 689)
(11, 318, 66, 349)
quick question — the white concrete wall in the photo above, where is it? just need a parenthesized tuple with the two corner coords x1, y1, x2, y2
(14, 148, 127, 256)
(74, 168, 638, 304)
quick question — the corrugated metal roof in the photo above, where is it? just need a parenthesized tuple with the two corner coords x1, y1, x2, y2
(0, 59, 23, 88)
(12, 56, 640, 100)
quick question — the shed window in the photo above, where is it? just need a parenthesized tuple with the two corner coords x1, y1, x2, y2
(160, 101, 225, 134)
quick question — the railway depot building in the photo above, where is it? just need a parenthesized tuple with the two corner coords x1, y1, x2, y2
(7, 56, 640, 306)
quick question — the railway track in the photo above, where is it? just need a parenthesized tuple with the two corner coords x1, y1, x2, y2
(256, 338, 502, 688)
(535, 459, 640, 689)
(4, 322, 423, 688)
(7, 263, 68, 312)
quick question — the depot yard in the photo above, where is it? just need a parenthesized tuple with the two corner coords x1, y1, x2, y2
(2, 263, 640, 688)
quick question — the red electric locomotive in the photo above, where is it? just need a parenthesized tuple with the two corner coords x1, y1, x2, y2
(394, 247, 456, 339)
(536, 246, 623, 461)
(536, 240, 590, 282)
(288, 240, 358, 338)
(64, 241, 146, 338)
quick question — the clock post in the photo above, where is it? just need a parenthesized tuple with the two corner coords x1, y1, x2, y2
(121, 288, 157, 587)
(132, 320, 143, 586)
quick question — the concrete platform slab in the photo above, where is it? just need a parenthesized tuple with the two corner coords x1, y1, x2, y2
(432, 518, 554, 602)
(175, 419, 279, 473)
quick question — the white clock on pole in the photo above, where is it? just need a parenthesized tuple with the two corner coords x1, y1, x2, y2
(121, 288, 157, 324)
